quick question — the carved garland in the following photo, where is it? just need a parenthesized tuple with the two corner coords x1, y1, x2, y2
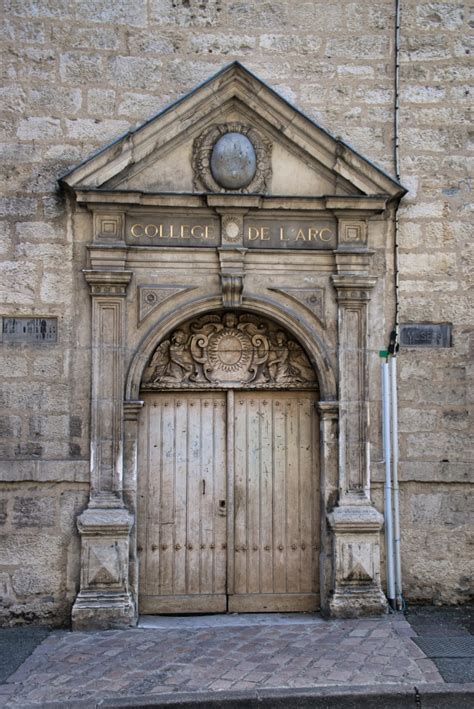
(192, 123, 272, 194)
(142, 312, 317, 389)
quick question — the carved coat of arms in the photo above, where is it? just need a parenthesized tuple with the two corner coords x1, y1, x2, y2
(142, 313, 316, 389)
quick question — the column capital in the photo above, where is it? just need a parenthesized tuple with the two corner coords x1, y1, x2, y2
(331, 274, 377, 303)
(123, 400, 144, 421)
(333, 248, 375, 276)
(317, 401, 339, 419)
(328, 504, 384, 533)
(83, 269, 133, 297)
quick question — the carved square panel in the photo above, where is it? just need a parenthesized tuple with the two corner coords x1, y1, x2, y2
(93, 213, 124, 241)
(85, 541, 125, 589)
(341, 541, 374, 585)
(339, 220, 367, 246)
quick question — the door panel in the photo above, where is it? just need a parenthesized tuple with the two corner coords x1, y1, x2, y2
(138, 389, 319, 614)
(230, 391, 318, 612)
(138, 392, 227, 613)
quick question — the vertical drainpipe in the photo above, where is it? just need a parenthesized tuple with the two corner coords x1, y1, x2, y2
(389, 0, 404, 610)
(391, 356, 403, 609)
(381, 354, 396, 608)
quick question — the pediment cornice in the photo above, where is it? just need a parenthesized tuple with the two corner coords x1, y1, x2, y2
(60, 62, 406, 204)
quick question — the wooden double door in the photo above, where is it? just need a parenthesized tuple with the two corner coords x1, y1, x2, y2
(137, 390, 319, 613)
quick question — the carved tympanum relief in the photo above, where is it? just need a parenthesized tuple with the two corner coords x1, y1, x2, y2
(192, 123, 272, 193)
(142, 312, 317, 389)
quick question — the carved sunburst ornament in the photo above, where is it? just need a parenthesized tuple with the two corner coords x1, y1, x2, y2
(208, 329, 252, 375)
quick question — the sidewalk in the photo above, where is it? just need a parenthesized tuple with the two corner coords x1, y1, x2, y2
(1, 609, 473, 708)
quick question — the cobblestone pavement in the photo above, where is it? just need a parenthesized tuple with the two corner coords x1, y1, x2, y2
(1, 613, 443, 706)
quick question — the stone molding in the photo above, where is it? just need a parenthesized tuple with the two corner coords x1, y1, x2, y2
(123, 400, 144, 422)
(317, 401, 339, 419)
(331, 275, 377, 302)
(328, 505, 384, 532)
(83, 270, 133, 297)
(76, 506, 134, 537)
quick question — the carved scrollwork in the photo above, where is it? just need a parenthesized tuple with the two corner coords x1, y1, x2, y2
(192, 122, 272, 194)
(142, 312, 317, 389)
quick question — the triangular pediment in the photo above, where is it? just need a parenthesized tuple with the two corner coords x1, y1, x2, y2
(61, 62, 405, 201)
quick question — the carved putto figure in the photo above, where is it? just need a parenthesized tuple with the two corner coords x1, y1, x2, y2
(143, 312, 316, 389)
(267, 331, 314, 384)
(147, 329, 196, 383)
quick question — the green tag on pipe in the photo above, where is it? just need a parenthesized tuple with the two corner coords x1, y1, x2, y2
(379, 350, 389, 358)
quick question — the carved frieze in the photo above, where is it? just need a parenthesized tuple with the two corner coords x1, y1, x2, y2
(193, 123, 272, 194)
(142, 312, 317, 389)
(138, 285, 197, 324)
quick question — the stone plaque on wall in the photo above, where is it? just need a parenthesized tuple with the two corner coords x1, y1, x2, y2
(400, 323, 452, 348)
(1, 317, 58, 343)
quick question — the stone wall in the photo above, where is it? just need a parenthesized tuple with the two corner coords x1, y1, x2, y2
(0, 0, 472, 624)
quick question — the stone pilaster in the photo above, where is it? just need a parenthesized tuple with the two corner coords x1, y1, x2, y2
(123, 400, 144, 601)
(328, 262, 387, 617)
(317, 402, 339, 615)
(332, 272, 375, 502)
(72, 270, 135, 630)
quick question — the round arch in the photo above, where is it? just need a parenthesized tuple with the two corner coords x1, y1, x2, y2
(125, 294, 337, 401)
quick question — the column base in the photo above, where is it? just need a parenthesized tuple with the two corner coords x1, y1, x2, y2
(328, 586, 388, 618)
(72, 591, 136, 630)
(72, 505, 135, 630)
(328, 503, 388, 618)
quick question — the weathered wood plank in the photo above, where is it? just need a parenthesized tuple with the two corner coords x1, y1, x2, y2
(228, 593, 319, 613)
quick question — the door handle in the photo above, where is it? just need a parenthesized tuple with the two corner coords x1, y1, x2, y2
(217, 499, 227, 516)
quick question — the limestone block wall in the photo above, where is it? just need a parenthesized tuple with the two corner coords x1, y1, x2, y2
(0, 0, 472, 624)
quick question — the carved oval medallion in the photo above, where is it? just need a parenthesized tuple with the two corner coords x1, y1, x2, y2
(192, 123, 272, 194)
(210, 133, 257, 189)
